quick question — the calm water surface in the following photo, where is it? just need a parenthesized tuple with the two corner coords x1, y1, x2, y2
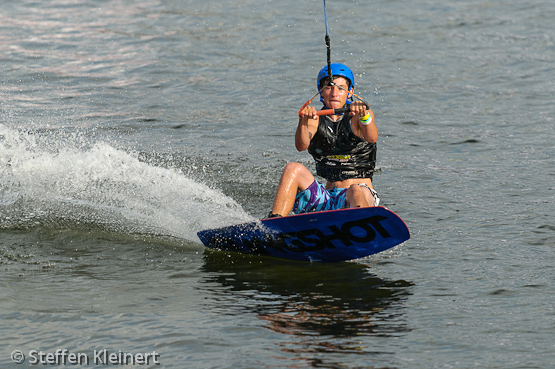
(1, 0, 554, 368)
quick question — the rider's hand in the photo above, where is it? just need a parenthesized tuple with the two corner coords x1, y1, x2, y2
(349, 101, 367, 118)
(299, 106, 318, 120)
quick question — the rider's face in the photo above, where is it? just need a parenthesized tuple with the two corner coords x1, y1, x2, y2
(321, 77, 351, 108)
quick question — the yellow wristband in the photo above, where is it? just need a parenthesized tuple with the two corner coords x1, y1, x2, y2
(359, 113, 372, 125)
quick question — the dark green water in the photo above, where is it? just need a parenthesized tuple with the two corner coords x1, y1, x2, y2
(1, 0, 554, 367)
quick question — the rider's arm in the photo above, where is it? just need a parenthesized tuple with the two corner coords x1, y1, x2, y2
(350, 103, 378, 143)
(295, 106, 319, 151)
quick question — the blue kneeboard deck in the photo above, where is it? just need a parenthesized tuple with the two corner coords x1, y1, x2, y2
(197, 207, 409, 262)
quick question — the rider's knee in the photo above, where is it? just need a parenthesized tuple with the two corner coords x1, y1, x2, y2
(347, 183, 364, 195)
(283, 162, 307, 176)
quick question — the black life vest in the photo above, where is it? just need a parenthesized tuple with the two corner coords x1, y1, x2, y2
(307, 113, 376, 182)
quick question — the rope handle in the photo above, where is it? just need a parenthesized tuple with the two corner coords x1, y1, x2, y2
(298, 92, 370, 117)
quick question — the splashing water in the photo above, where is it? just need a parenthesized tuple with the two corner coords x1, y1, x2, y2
(0, 125, 253, 243)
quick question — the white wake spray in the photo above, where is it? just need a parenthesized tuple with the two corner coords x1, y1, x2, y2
(0, 125, 253, 243)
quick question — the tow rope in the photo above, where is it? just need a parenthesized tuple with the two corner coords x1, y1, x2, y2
(298, 0, 369, 117)
(323, 0, 333, 88)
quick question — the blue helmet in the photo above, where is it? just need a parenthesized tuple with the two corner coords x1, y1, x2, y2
(317, 63, 354, 104)
(317, 63, 355, 91)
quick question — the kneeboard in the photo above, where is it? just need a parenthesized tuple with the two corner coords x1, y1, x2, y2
(197, 206, 409, 262)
